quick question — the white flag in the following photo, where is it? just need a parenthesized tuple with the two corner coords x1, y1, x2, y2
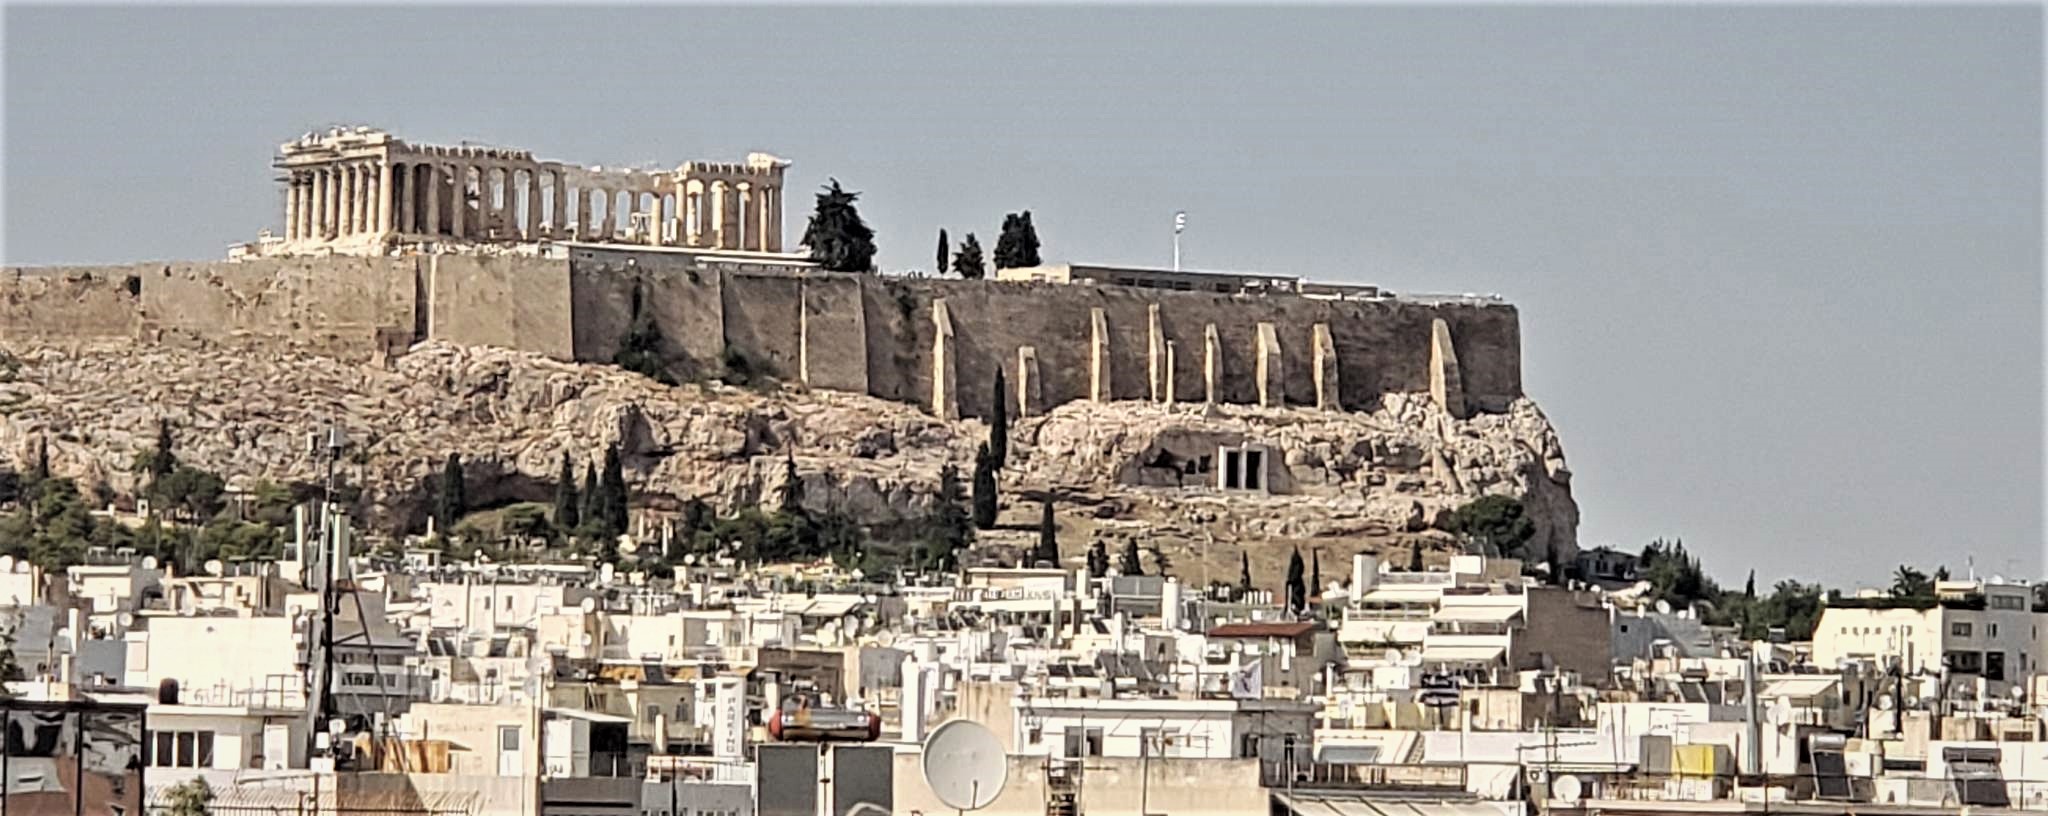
(1174, 211, 1187, 234)
(1229, 657, 1263, 699)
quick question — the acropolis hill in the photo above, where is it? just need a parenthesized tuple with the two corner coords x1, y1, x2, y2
(0, 126, 1575, 575)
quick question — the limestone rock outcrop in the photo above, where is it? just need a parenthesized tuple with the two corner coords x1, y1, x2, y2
(0, 340, 1575, 562)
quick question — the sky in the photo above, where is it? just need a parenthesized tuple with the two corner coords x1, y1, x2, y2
(3, 5, 2041, 587)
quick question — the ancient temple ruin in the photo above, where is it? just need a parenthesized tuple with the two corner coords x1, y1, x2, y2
(257, 126, 790, 255)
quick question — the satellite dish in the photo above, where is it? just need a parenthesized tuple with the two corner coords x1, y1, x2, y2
(1654, 599, 1672, 615)
(141, 555, 159, 570)
(922, 719, 1007, 811)
(1875, 694, 1895, 711)
(1554, 775, 1585, 802)
(205, 559, 225, 576)
(599, 563, 616, 584)
(0, 556, 12, 573)
(1382, 649, 1402, 664)
(579, 597, 598, 613)
(117, 612, 134, 628)
(579, 632, 594, 647)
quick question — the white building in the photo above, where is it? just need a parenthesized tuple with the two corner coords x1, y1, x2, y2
(1813, 579, 2046, 693)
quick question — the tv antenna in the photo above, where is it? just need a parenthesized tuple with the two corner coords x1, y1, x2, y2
(922, 719, 1007, 813)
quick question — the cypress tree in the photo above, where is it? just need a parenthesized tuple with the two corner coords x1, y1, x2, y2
(988, 369, 1009, 469)
(935, 228, 949, 278)
(601, 443, 628, 537)
(952, 234, 985, 280)
(1035, 501, 1057, 566)
(554, 452, 580, 532)
(1408, 543, 1424, 572)
(1086, 541, 1108, 579)
(31, 437, 49, 484)
(1238, 552, 1254, 600)
(436, 453, 466, 533)
(1118, 539, 1143, 576)
(777, 451, 806, 517)
(1310, 549, 1321, 600)
(924, 462, 972, 572)
(1744, 570, 1756, 600)
(579, 463, 601, 535)
(150, 418, 178, 482)
(971, 443, 998, 530)
(1285, 549, 1307, 615)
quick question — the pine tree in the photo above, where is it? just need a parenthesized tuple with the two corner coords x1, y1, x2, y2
(436, 453, 466, 533)
(1118, 539, 1143, 576)
(1237, 552, 1254, 600)
(554, 452, 580, 532)
(601, 443, 628, 537)
(935, 228, 949, 278)
(800, 179, 877, 273)
(1034, 501, 1058, 566)
(1285, 549, 1307, 615)
(971, 443, 999, 530)
(952, 234, 985, 280)
(1017, 211, 1042, 267)
(988, 368, 1009, 469)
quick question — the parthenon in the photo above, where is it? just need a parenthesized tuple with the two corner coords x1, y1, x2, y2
(267, 126, 789, 255)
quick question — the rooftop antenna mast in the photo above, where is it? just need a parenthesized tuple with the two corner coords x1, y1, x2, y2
(304, 422, 349, 766)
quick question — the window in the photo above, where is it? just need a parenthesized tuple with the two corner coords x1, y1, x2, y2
(1989, 623, 2000, 638)
(648, 706, 661, 723)
(1952, 622, 1973, 638)
(1987, 651, 2007, 682)
(1992, 595, 2026, 610)
(499, 725, 522, 751)
(150, 730, 215, 768)
(1945, 650, 1984, 674)
(1062, 727, 1103, 758)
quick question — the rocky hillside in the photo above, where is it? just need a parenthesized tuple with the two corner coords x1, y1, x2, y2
(0, 340, 1575, 573)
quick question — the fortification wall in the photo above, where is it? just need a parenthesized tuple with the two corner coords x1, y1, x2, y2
(424, 255, 572, 359)
(3, 258, 422, 359)
(2, 257, 1522, 419)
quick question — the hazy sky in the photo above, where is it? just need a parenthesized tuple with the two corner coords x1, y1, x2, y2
(4, 5, 2040, 587)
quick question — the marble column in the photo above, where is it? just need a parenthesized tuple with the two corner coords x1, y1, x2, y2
(575, 187, 591, 239)
(394, 163, 414, 234)
(283, 174, 301, 240)
(377, 160, 396, 234)
(423, 164, 441, 237)
(312, 168, 330, 239)
(648, 194, 667, 246)
(449, 165, 467, 239)
(550, 171, 568, 240)
(525, 171, 542, 239)
(342, 166, 360, 235)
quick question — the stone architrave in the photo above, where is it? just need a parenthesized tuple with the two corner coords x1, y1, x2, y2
(931, 299, 959, 420)
(1147, 303, 1166, 402)
(1255, 323, 1283, 409)
(1429, 317, 1468, 419)
(1016, 346, 1043, 418)
(1202, 323, 1222, 405)
(1312, 322, 1339, 411)
(1089, 307, 1110, 402)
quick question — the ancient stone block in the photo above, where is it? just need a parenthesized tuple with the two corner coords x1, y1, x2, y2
(1429, 317, 1468, 419)
(1147, 303, 1166, 402)
(1203, 323, 1222, 405)
(1016, 345, 1043, 418)
(931, 298, 959, 420)
(1255, 322, 1283, 409)
(1089, 307, 1110, 402)
(1312, 322, 1339, 411)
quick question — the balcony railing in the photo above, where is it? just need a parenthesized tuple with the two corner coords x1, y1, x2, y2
(1261, 761, 1468, 791)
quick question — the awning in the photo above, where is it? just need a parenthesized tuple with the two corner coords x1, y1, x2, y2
(1760, 676, 1839, 700)
(1420, 644, 1506, 664)
(1274, 792, 1514, 816)
(1431, 605, 1522, 623)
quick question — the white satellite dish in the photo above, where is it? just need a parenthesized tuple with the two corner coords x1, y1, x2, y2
(922, 719, 1007, 811)
(1654, 599, 1672, 615)
(579, 597, 598, 613)
(0, 556, 13, 573)
(205, 559, 225, 577)
(599, 563, 616, 584)
(1554, 775, 1585, 802)
(141, 555, 158, 570)
(117, 612, 134, 628)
